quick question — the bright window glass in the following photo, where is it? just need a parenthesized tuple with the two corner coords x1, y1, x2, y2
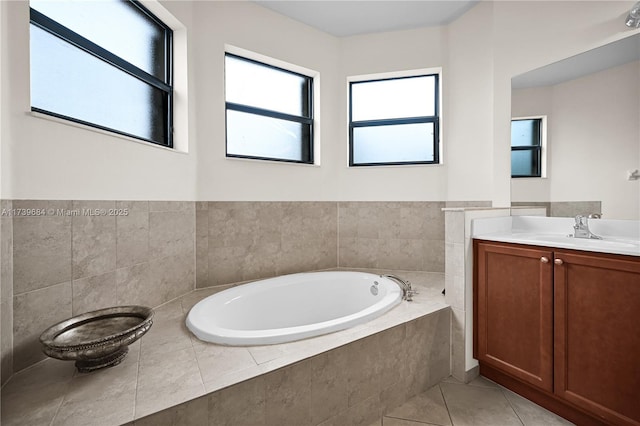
(349, 74, 439, 166)
(224, 53, 314, 163)
(31, 25, 166, 143)
(30, 0, 167, 80)
(352, 123, 434, 164)
(29, 0, 172, 146)
(225, 55, 310, 117)
(351, 76, 436, 121)
(511, 118, 543, 177)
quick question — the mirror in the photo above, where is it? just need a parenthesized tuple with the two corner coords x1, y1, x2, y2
(510, 34, 640, 220)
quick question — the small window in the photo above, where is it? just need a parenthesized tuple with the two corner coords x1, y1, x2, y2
(349, 74, 440, 166)
(29, 0, 173, 147)
(511, 118, 544, 178)
(225, 53, 314, 163)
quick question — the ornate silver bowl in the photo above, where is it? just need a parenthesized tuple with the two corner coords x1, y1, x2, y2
(40, 305, 154, 373)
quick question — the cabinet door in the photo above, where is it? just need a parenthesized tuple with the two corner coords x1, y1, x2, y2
(475, 240, 554, 392)
(554, 250, 640, 426)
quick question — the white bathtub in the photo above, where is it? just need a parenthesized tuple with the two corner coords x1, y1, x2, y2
(186, 271, 403, 346)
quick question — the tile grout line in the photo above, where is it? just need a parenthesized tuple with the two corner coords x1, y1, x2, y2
(438, 382, 456, 426)
(132, 339, 142, 422)
(48, 375, 70, 426)
(499, 386, 526, 426)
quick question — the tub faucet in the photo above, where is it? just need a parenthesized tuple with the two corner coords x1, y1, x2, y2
(572, 214, 602, 239)
(382, 274, 416, 301)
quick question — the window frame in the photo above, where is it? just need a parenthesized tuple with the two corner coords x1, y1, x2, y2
(511, 116, 546, 178)
(348, 73, 440, 167)
(29, 0, 174, 148)
(224, 52, 314, 164)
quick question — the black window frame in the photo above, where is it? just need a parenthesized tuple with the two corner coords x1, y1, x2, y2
(224, 53, 314, 164)
(348, 74, 440, 167)
(511, 117, 543, 178)
(29, 1, 174, 148)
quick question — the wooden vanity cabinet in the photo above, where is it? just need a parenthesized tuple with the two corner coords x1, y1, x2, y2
(554, 249, 640, 425)
(474, 241, 554, 392)
(474, 239, 640, 426)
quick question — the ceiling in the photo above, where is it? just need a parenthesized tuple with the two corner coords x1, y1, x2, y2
(254, 1, 479, 37)
(512, 33, 640, 89)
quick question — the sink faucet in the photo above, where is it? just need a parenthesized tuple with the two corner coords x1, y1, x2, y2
(572, 214, 602, 239)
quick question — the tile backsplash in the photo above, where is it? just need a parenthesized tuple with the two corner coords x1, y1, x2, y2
(2, 199, 449, 377)
(3, 200, 195, 374)
(196, 201, 447, 288)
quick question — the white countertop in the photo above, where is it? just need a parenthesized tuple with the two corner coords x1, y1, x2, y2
(471, 216, 640, 257)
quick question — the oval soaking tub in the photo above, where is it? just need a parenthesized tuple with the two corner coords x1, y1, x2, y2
(186, 271, 403, 346)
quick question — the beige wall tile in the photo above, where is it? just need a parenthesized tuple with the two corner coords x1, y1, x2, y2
(378, 239, 424, 271)
(71, 201, 116, 280)
(71, 271, 117, 315)
(149, 210, 195, 259)
(1, 299, 13, 385)
(148, 201, 195, 212)
(339, 237, 378, 268)
(1, 199, 13, 302)
(13, 282, 72, 371)
(549, 201, 602, 217)
(208, 376, 266, 426)
(451, 308, 466, 382)
(147, 252, 195, 307)
(116, 200, 149, 212)
(346, 335, 382, 407)
(195, 209, 209, 288)
(338, 202, 445, 273)
(116, 263, 158, 307)
(344, 394, 383, 426)
(13, 214, 72, 294)
(116, 210, 149, 268)
(135, 396, 208, 426)
(310, 350, 349, 424)
(422, 240, 445, 273)
(265, 361, 312, 426)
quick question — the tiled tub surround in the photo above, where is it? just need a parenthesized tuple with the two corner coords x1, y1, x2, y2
(5, 200, 195, 375)
(3, 200, 450, 378)
(1, 200, 14, 385)
(196, 201, 447, 288)
(1, 270, 450, 426)
(511, 201, 602, 218)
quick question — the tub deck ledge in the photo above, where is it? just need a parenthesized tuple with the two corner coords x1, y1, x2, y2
(1, 269, 449, 426)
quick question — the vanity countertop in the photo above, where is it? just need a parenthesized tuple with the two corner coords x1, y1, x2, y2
(472, 216, 640, 257)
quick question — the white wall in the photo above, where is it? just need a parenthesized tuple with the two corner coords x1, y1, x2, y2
(492, 1, 638, 211)
(511, 86, 553, 203)
(193, 1, 341, 201)
(336, 26, 448, 201)
(445, 2, 497, 203)
(512, 61, 640, 220)
(1, 0, 198, 200)
(1, 0, 636, 206)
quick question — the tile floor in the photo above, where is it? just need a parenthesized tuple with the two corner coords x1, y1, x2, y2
(376, 376, 574, 426)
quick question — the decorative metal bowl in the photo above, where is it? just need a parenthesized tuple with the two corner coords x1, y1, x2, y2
(40, 305, 154, 373)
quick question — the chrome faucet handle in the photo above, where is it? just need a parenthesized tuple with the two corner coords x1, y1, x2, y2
(588, 213, 602, 219)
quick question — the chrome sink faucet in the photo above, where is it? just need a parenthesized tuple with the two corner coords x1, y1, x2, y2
(572, 214, 602, 239)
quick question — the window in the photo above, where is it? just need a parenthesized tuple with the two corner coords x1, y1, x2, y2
(225, 53, 314, 163)
(349, 74, 439, 166)
(29, 0, 173, 147)
(511, 117, 544, 178)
